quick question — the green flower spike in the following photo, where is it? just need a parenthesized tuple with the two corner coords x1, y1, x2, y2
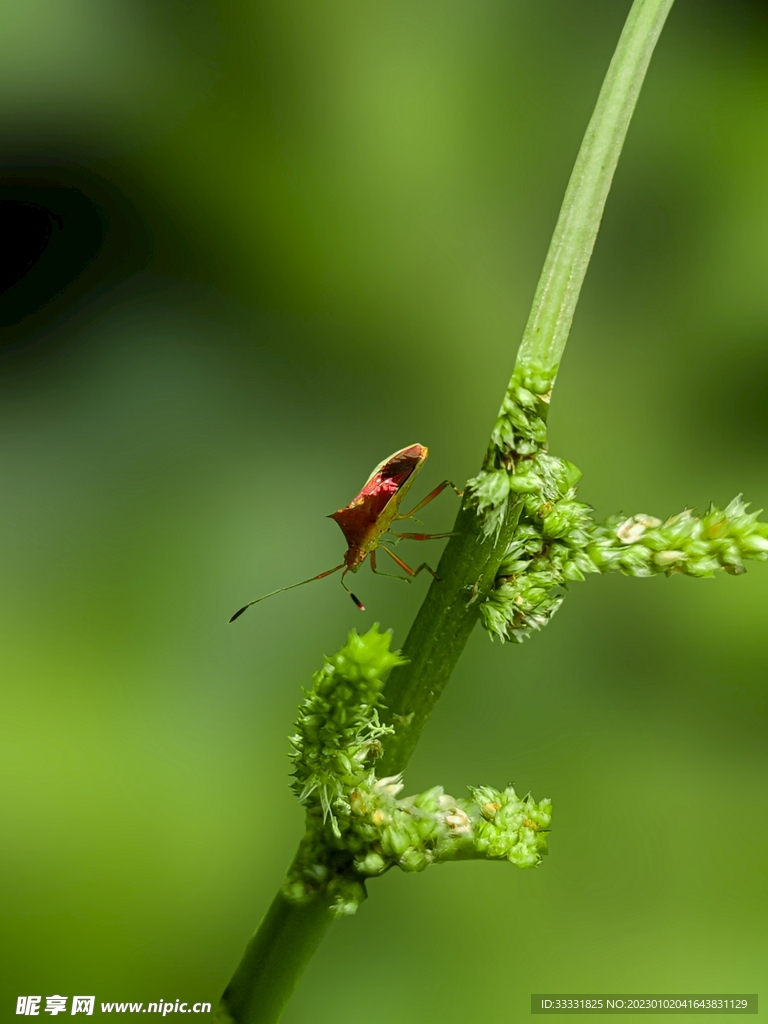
(289, 625, 404, 835)
(481, 477, 768, 644)
(465, 354, 767, 645)
(467, 363, 556, 537)
(285, 627, 551, 916)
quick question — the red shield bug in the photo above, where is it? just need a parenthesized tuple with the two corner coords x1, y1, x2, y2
(229, 443, 461, 621)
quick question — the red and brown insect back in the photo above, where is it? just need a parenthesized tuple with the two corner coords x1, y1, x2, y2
(229, 443, 462, 621)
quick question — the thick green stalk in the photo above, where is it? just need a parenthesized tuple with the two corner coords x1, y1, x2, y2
(215, 892, 334, 1024)
(217, 1, 675, 1019)
(378, 498, 521, 772)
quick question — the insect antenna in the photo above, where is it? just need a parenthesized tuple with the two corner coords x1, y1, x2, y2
(229, 563, 346, 622)
(340, 572, 365, 612)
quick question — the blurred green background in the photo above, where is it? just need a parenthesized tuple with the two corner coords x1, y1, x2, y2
(1, 0, 767, 1019)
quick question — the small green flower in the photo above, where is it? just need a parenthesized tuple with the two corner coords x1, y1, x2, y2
(290, 625, 405, 834)
(284, 628, 552, 914)
(480, 473, 768, 643)
(462, 352, 767, 642)
(467, 362, 557, 536)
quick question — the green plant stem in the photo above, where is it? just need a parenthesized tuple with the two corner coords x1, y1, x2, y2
(517, 0, 675, 376)
(381, 0, 675, 773)
(218, 1, 675, 1019)
(215, 891, 335, 1024)
(378, 498, 521, 773)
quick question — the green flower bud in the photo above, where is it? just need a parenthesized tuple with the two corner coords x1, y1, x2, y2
(399, 848, 430, 873)
(653, 550, 685, 567)
(382, 825, 411, 858)
(410, 786, 444, 813)
(723, 562, 746, 576)
(509, 472, 542, 493)
(282, 880, 311, 904)
(515, 386, 538, 409)
(355, 852, 387, 876)
(330, 878, 367, 917)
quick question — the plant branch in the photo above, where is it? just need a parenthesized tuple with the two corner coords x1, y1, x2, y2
(216, 892, 334, 1024)
(517, 0, 675, 377)
(217, 1, 676, 1019)
(378, 498, 521, 772)
(380, 0, 675, 773)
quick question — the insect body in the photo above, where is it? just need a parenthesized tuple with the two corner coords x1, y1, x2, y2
(229, 443, 461, 621)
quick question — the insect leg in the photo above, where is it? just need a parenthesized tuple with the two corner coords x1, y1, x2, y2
(396, 479, 463, 519)
(370, 547, 410, 582)
(380, 544, 439, 581)
(388, 531, 456, 541)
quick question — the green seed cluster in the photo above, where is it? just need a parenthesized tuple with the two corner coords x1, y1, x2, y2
(468, 361, 768, 642)
(286, 627, 551, 914)
(287, 775, 551, 916)
(469, 785, 552, 865)
(481, 456, 596, 642)
(588, 496, 768, 577)
(289, 625, 404, 835)
(348, 778, 549, 874)
(467, 363, 556, 536)
(481, 480, 768, 643)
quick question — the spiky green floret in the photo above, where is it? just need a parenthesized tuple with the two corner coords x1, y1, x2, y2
(481, 480, 768, 643)
(469, 785, 552, 867)
(466, 363, 556, 536)
(588, 496, 768, 577)
(285, 627, 551, 915)
(290, 625, 405, 835)
(286, 776, 552, 916)
(345, 779, 550, 875)
(480, 451, 596, 642)
(467, 357, 768, 640)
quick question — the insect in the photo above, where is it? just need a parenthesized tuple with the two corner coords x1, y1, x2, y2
(229, 443, 461, 621)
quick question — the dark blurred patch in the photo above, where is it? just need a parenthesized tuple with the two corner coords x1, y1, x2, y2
(0, 171, 152, 352)
(0, 201, 62, 294)
(725, 349, 768, 445)
(591, 166, 706, 312)
(710, 0, 768, 31)
(677, 0, 768, 43)
(0, 187, 102, 329)
(604, 181, 673, 270)
(692, 341, 768, 452)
